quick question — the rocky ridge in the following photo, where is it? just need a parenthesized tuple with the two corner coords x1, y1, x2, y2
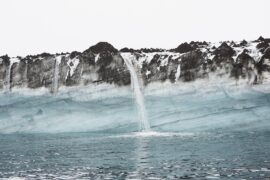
(1, 37, 270, 92)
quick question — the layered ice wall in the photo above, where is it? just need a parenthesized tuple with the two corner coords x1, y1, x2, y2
(0, 82, 270, 133)
(0, 37, 270, 91)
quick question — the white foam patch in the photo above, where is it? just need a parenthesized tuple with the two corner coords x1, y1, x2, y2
(109, 131, 195, 138)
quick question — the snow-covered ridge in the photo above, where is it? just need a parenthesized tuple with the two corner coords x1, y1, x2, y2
(0, 37, 270, 92)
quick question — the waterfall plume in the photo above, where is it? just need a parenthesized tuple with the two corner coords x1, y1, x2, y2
(121, 53, 151, 132)
(52, 56, 60, 94)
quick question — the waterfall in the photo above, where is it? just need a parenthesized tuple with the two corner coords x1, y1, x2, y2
(175, 64, 181, 82)
(52, 56, 61, 94)
(5, 63, 12, 93)
(4, 58, 19, 93)
(121, 53, 151, 132)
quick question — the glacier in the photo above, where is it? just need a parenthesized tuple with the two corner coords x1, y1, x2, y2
(0, 79, 269, 133)
(0, 36, 270, 133)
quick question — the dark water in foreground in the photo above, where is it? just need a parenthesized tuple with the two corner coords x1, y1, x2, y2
(0, 131, 270, 180)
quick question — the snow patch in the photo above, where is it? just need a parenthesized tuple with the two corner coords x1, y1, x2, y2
(95, 53, 100, 63)
(146, 70, 151, 76)
(67, 56, 80, 76)
(10, 57, 20, 64)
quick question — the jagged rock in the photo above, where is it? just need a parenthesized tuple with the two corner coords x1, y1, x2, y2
(230, 41, 238, 47)
(1, 38, 270, 91)
(201, 41, 208, 46)
(141, 54, 168, 83)
(120, 48, 135, 53)
(190, 41, 208, 48)
(78, 42, 130, 85)
(140, 48, 165, 53)
(256, 36, 270, 43)
(258, 36, 265, 41)
(70, 51, 81, 59)
(256, 41, 269, 52)
(231, 50, 256, 81)
(214, 42, 235, 57)
(0, 55, 10, 63)
(239, 40, 248, 46)
(180, 50, 204, 81)
(120, 48, 165, 53)
(173, 42, 196, 53)
(265, 38, 270, 43)
(0, 55, 10, 89)
(263, 47, 270, 59)
(27, 55, 55, 88)
(87, 42, 118, 54)
(256, 48, 270, 75)
(212, 43, 235, 72)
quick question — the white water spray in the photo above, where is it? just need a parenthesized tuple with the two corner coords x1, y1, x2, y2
(121, 53, 151, 132)
(52, 56, 61, 94)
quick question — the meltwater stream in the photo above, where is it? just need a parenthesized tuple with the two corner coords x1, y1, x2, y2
(121, 53, 151, 132)
(4, 62, 13, 93)
(52, 57, 60, 94)
(4, 58, 19, 93)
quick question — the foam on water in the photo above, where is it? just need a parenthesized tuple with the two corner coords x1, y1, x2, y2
(109, 131, 195, 138)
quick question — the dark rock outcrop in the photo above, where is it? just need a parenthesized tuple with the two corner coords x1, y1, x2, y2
(0, 38, 270, 92)
(256, 41, 269, 52)
(10, 59, 28, 88)
(120, 47, 165, 53)
(239, 40, 248, 47)
(173, 42, 196, 53)
(0, 55, 10, 89)
(213, 42, 235, 57)
(180, 50, 204, 81)
(231, 50, 256, 81)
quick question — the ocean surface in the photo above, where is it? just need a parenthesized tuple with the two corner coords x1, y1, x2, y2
(0, 81, 270, 179)
(1, 131, 270, 179)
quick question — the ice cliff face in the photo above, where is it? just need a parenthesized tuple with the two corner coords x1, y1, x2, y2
(1, 37, 270, 91)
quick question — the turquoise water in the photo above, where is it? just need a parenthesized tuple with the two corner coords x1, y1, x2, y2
(0, 83, 270, 179)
